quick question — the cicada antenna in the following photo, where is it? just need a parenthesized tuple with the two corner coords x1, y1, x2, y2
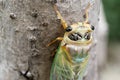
(84, 3, 91, 24)
(53, 4, 68, 29)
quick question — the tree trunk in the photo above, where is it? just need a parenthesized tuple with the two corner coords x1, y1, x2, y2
(97, 3, 108, 69)
(0, 0, 100, 80)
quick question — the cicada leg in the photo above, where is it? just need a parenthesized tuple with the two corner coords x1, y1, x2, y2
(62, 46, 72, 64)
(51, 49, 57, 57)
(47, 37, 63, 47)
(54, 5, 68, 29)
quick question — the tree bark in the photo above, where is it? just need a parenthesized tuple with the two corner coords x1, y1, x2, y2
(0, 0, 100, 80)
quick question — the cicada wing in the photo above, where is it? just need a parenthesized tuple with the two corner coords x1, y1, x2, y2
(50, 47, 74, 80)
(77, 55, 89, 80)
(50, 46, 90, 80)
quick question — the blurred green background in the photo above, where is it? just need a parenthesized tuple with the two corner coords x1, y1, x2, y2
(102, 0, 120, 42)
(100, 1, 120, 80)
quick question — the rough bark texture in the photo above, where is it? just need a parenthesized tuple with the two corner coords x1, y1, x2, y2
(0, 0, 100, 80)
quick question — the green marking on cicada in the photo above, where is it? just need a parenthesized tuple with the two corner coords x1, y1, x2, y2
(48, 3, 95, 80)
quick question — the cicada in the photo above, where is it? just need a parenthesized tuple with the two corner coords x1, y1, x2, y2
(47, 3, 95, 80)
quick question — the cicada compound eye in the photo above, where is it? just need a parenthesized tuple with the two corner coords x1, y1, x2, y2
(65, 26, 72, 32)
(91, 25, 95, 30)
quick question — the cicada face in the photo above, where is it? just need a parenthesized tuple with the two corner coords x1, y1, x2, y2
(63, 22, 94, 45)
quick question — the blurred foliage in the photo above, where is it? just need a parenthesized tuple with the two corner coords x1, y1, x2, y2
(102, 0, 120, 41)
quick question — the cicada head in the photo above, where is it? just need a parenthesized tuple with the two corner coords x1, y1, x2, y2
(63, 22, 95, 45)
